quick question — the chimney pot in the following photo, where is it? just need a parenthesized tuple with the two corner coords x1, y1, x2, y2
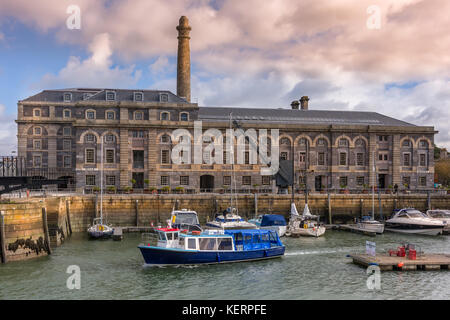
(291, 100, 300, 110)
(300, 96, 309, 110)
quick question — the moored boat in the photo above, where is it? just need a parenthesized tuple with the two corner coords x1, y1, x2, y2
(168, 209, 202, 232)
(385, 208, 445, 235)
(355, 216, 385, 234)
(248, 214, 287, 236)
(87, 217, 114, 239)
(286, 203, 326, 237)
(206, 207, 257, 230)
(138, 227, 285, 265)
(426, 209, 450, 235)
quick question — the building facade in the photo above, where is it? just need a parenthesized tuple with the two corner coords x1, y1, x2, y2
(15, 16, 437, 193)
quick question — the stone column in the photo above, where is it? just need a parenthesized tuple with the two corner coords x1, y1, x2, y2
(119, 128, 129, 188)
(176, 16, 191, 102)
(148, 129, 158, 187)
(392, 134, 401, 186)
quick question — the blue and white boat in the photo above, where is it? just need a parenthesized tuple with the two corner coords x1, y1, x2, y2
(205, 207, 257, 230)
(138, 227, 285, 265)
(248, 214, 287, 237)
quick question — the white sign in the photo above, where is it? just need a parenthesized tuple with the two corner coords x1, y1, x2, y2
(366, 241, 376, 256)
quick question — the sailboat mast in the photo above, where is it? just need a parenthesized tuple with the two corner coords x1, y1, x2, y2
(372, 151, 375, 220)
(100, 137, 103, 222)
(229, 112, 233, 209)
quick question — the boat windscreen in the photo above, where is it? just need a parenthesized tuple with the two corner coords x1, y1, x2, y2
(428, 210, 450, 218)
(402, 210, 426, 218)
(174, 213, 199, 225)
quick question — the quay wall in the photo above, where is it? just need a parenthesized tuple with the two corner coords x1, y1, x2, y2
(2, 193, 450, 263)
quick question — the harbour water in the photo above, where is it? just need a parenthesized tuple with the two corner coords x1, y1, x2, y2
(1, 231, 450, 300)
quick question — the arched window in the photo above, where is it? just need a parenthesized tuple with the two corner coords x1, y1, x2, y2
(419, 140, 429, 149)
(317, 138, 327, 147)
(338, 138, 349, 147)
(34, 126, 42, 135)
(161, 134, 171, 143)
(402, 139, 412, 147)
(85, 133, 96, 143)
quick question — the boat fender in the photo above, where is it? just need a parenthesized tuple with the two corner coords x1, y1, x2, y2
(304, 224, 308, 229)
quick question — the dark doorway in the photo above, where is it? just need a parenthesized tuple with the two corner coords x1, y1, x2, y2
(57, 176, 74, 190)
(378, 174, 387, 189)
(200, 175, 214, 192)
(132, 172, 144, 189)
(315, 176, 322, 191)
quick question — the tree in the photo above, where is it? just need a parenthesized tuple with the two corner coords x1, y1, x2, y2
(435, 159, 450, 186)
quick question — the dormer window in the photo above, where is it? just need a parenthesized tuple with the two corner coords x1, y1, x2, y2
(159, 93, 169, 102)
(180, 112, 189, 121)
(161, 112, 170, 121)
(106, 91, 116, 101)
(134, 92, 144, 102)
(83, 93, 93, 100)
(63, 92, 72, 102)
(63, 109, 71, 118)
(134, 111, 144, 120)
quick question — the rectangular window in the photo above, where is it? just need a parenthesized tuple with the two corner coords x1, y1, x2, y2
(402, 176, 411, 187)
(134, 112, 143, 120)
(132, 130, 144, 138)
(188, 238, 197, 250)
(86, 111, 95, 119)
(180, 176, 189, 186)
(403, 153, 411, 166)
(105, 134, 115, 143)
(262, 176, 270, 185)
(34, 127, 41, 135)
(356, 176, 364, 186)
(34, 109, 41, 117)
(339, 176, 348, 187)
(34, 140, 41, 150)
(106, 175, 116, 186)
(356, 153, 364, 166)
(161, 150, 170, 164)
(33, 156, 41, 168)
(299, 152, 306, 163)
(85, 175, 96, 186)
(63, 156, 71, 168)
(419, 176, 427, 186)
(63, 139, 71, 150)
(161, 176, 169, 186)
(106, 149, 115, 163)
(106, 91, 116, 101)
(420, 154, 426, 166)
(64, 110, 71, 118)
(318, 152, 325, 166)
(244, 151, 250, 164)
(106, 111, 115, 120)
(223, 176, 231, 186)
(63, 127, 71, 136)
(134, 92, 143, 102)
(299, 175, 306, 185)
(339, 152, 347, 166)
(242, 176, 251, 185)
(85, 149, 95, 163)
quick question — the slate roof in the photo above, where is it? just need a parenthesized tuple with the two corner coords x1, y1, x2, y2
(198, 106, 416, 127)
(21, 88, 188, 103)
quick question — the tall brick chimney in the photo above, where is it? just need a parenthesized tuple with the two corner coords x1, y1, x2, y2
(176, 16, 191, 102)
(300, 96, 309, 110)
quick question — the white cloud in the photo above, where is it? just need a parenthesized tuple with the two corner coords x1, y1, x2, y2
(35, 33, 142, 89)
(0, 104, 17, 155)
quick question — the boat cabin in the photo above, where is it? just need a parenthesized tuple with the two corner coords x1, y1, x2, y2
(170, 209, 202, 231)
(155, 228, 181, 248)
(427, 210, 450, 219)
(225, 229, 282, 251)
(393, 208, 427, 219)
(260, 215, 286, 227)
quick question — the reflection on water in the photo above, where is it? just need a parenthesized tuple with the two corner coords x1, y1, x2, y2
(1, 230, 450, 299)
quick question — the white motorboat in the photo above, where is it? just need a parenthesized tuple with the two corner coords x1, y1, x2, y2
(206, 207, 257, 230)
(286, 203, 326, 237)
(426, 209, 450, 235)
(385, 208, 445, 235)
(248, 214, 287, 236)
(355, 216, 385, 234)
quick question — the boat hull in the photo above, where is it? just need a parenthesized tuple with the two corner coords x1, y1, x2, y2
(88, 230, 113, 239)
(384, 225, 443, 236)
(356, 222, 384, 234)
(138, 245, 285, 265)
(288, 226, 326, 238)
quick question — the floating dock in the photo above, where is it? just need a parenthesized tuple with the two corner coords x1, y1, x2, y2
(349, 253, 450, 271)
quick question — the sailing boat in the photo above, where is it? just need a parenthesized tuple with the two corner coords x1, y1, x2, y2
(205, 112, 256, 230)
(354, 152, 384, 234)
(286, 202, 326, 237)
(87, 137, 113, 239)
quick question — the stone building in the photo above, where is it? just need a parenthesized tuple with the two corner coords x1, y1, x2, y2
(16, 16, 437, 193)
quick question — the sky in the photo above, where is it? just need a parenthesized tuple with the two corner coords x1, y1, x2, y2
(0, 0, 450, 154)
